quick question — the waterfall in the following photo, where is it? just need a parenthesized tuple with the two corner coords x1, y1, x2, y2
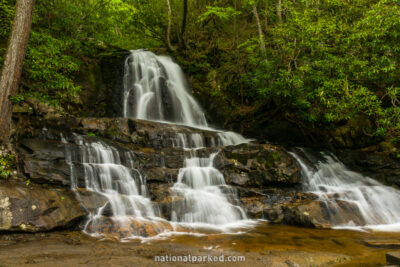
(171, 153, 246, 225)
(121, 49, 250, 229)
(123, 49, 208, 127)
(291, 149, 400, 231)
(66, 135, 159, 235)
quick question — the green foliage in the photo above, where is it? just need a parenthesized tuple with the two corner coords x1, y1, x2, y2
(23, 31, 82, 105)
(0, 152, 16, 179)
(10, 94, 24, 104)
(87, 132, 98, 137)
(198, 6, 241, 23)
(0, 0, 14, 39)
(2, 0, 400, 143)
(218, 0, 400, 138)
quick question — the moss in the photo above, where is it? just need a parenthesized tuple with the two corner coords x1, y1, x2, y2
(265, 152, 281, 168)
(104, 124, 122, 140)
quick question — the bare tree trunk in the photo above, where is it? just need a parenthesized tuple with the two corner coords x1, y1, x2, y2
(179, 0, 188, 49)
(165, 0, 175, 51)
(252, 4, 266, 53)
(277, 0, 282, 23)
(0, 0, 35, 143)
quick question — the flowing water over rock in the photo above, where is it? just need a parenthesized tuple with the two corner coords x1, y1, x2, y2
(21, 49, 399, 239)
(65, 135, 162, 236)
(291, 149, 400, 231)
(123, 49, 207, 126)
(171, 153, 247, 226)
(121, 50, 251, 230)
(62, 50, 254, 238)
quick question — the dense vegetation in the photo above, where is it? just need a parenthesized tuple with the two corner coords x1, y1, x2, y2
(1, 0, 400, 146)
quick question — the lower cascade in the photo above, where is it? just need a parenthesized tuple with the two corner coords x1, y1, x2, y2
(171, 153, 246, 225)
(291, 149, 400, 231)
(65, 136, 160, 236)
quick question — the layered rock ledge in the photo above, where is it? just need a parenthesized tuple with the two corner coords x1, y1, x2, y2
(0, 116, 364, 231)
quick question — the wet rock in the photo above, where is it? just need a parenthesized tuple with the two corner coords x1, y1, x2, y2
(147, 183, 178, 220)
(18, 139, 85, 187)
(98, 50, 130, 117)
(216, 143, 300, 187)
(365, 240, 400, 249)
(77, 117, 221, 149)
(15, 116, 308, 228)
(85, 217, 173, 238)
(144, 167, 179, 183)
(262, 194, 367, 228)
(0, 182, 85, 232)
(337, 147, 400, 187)
(386, 251, 400, 265)
(74, 189, 109, 215)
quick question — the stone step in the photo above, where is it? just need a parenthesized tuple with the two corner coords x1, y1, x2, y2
(386, 251, 400, 265)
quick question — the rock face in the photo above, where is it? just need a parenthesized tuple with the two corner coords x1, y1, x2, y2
(15, 117, 304, 227)
(215, 143, 300, 187)
(75, 50, 130, 117)
(261, 193, 366, 228)
(0, 181, 84, 232)
(337, 146, 400, 187)
(11, 115, 377, 231)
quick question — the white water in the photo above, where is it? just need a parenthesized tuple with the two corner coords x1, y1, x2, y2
(67, 136, 158, 234)
(122, 49, 249, 145)
(64, 49, 253, 239)
(123, 49, 207, 126)
(171, 153, 247, 225)
(67, 48, 400, 237)
(121, 49, 251, 230)
(63, 48, 259, 240)
(291, 149, 400, 231)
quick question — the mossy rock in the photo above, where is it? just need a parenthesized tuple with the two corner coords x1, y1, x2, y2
(265, 152, 281, 168)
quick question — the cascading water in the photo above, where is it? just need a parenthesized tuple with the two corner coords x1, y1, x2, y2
(291, 149, 400, 231)
(171, 153, 246, 225)
(122, 49, 250, 229)
(123, 49, 208, 126)
(66, 135, 159, 236)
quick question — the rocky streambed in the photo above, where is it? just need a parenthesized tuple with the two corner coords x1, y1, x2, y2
(1, 223, 400, 266)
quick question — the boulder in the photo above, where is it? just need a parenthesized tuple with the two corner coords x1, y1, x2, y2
(262, 194, 366, 228)
(215, 143, 301, 187)
(0, 182, 85, 232)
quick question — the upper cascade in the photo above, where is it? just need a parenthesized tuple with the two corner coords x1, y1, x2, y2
(123, 49, 208, 127)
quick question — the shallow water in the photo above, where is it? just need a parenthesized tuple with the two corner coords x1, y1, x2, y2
(152, 222, 400, 266)
(1, 222, 400, 266)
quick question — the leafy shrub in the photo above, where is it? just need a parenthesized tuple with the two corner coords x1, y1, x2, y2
(0, 152, 16, 179)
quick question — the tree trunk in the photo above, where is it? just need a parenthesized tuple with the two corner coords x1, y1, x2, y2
(277, 0, 282, 23)
(165, 0, 175, 51)
(179, 0, 188, 49)
(252, 4, 266, 53)
(0, 0, 35, 143)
